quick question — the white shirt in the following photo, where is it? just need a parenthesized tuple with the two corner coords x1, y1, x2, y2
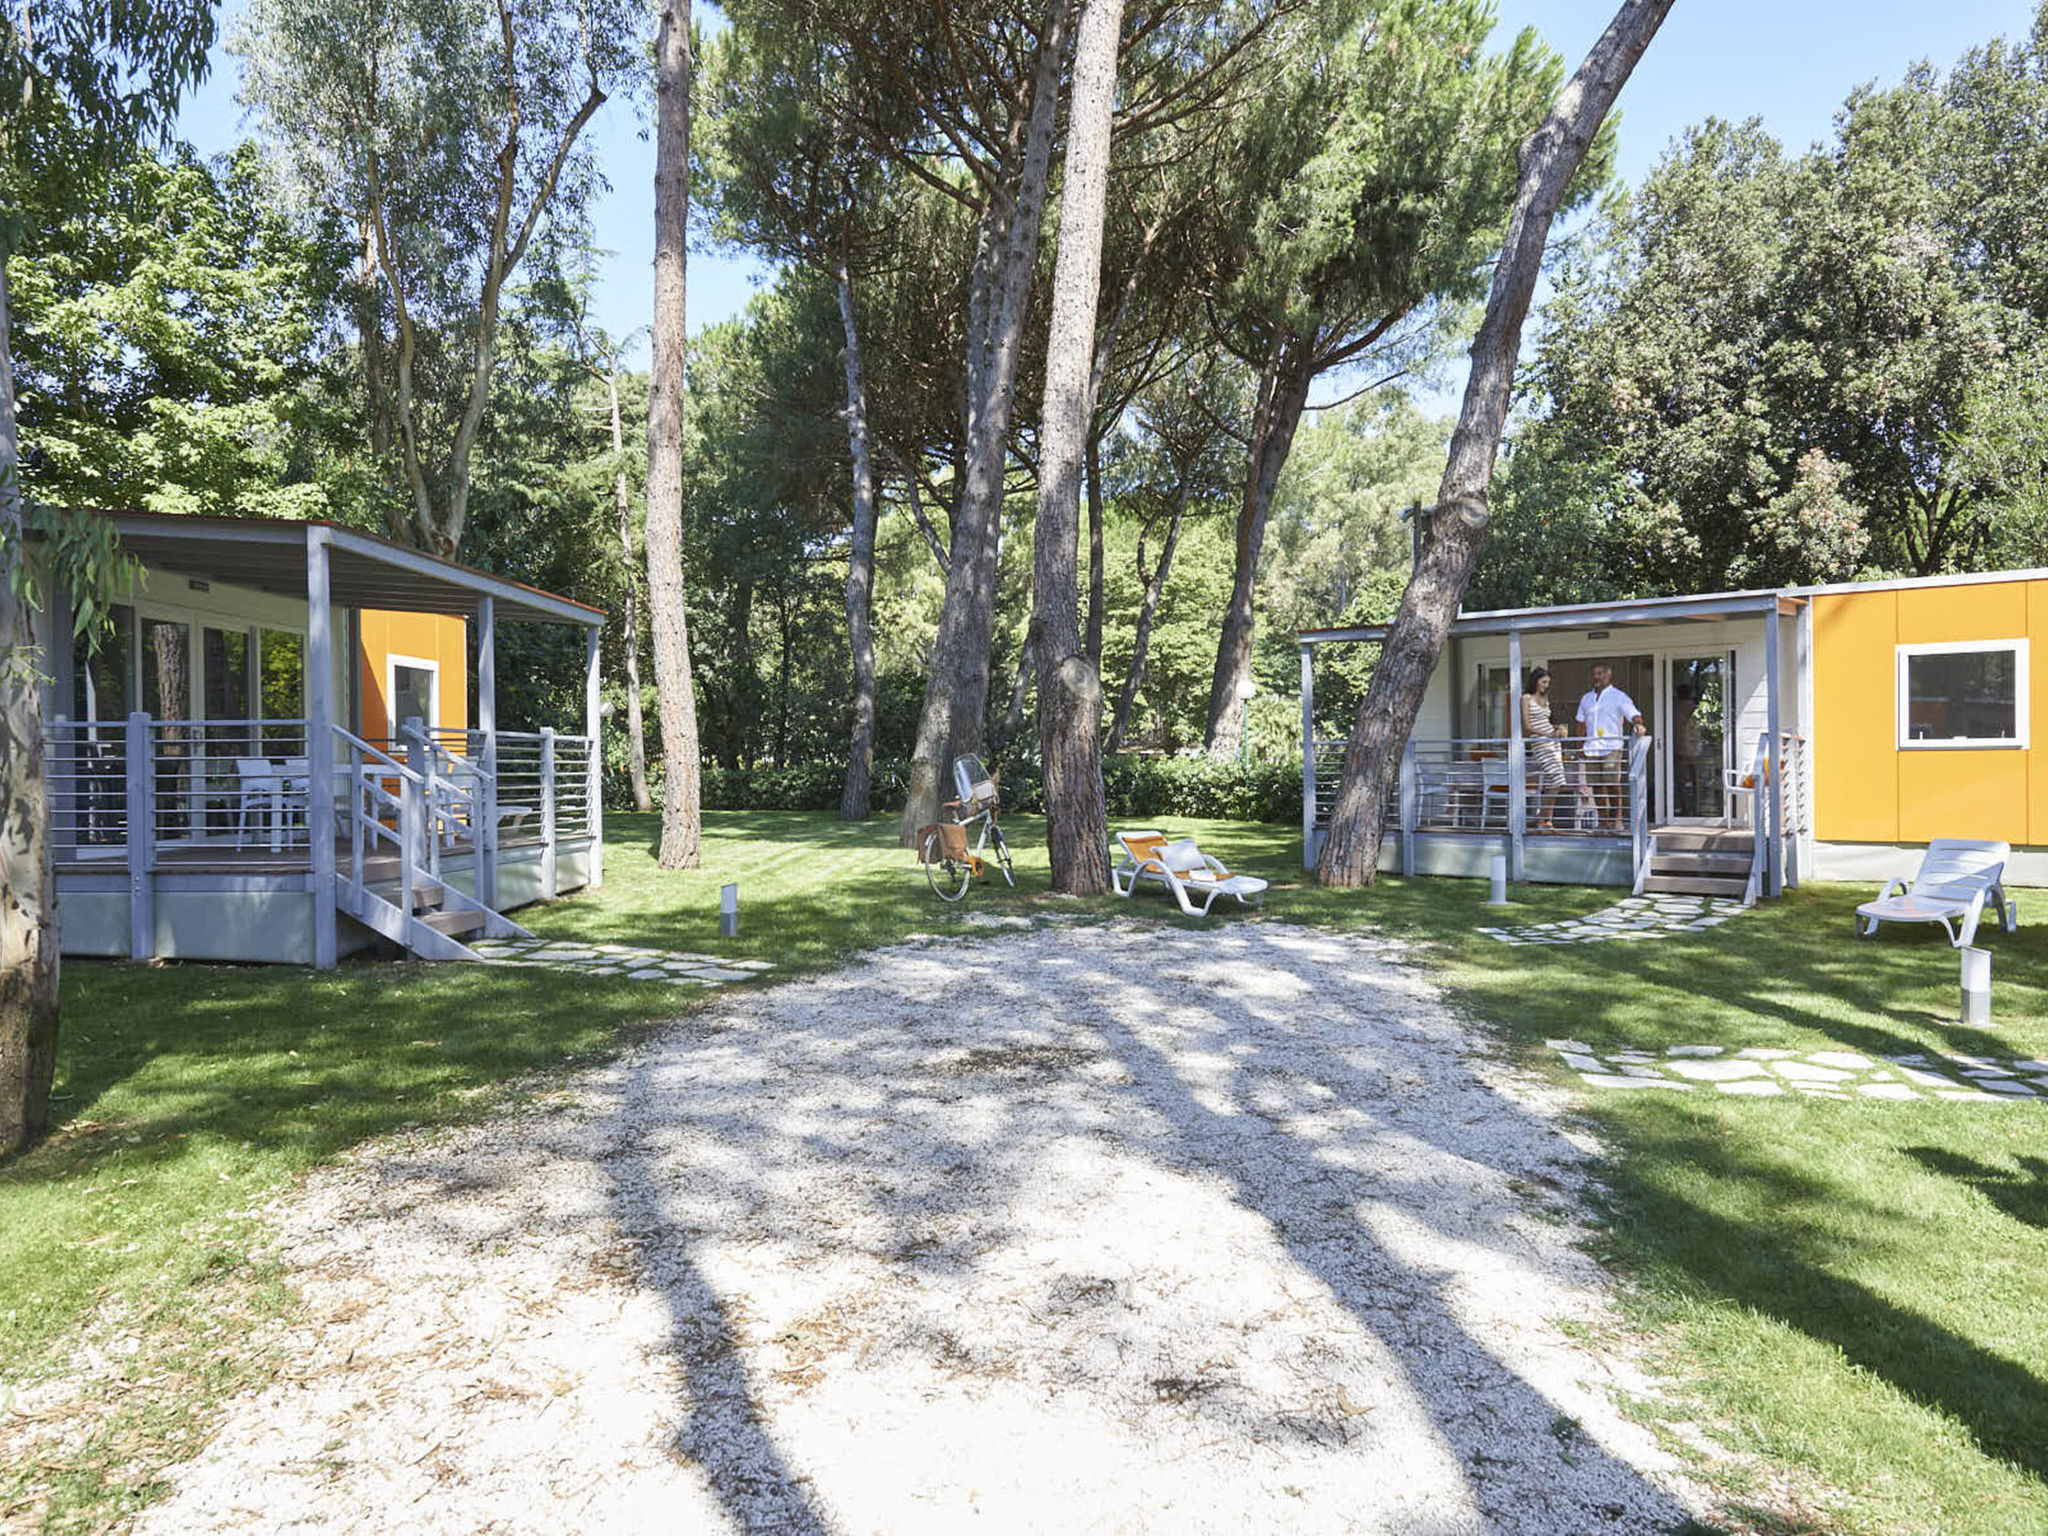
(1577, 685, 1642, 756)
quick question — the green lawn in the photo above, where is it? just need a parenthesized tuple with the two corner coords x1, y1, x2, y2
(6, 811, 2048, 1534)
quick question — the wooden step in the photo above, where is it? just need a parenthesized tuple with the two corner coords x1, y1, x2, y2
(1651, 827, 1754, 854)
(419, 907, 485, 937)
(1641, 873, 1749, 898)
(1650, 851, 1752, 876)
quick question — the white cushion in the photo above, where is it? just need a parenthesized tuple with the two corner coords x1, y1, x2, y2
(1160, 839, 1208, 873)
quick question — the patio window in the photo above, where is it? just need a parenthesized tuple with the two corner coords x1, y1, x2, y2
(1897, 640, 2027, 748)
(71, 604, 134, 724)
(260, 629, 305, 751)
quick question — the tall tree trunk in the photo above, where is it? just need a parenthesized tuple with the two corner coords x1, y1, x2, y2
(837, 272, 880, 820)
(1031, 0, 1121, 893)
(1084, 432, 1106, 667)
(609, 360, 653, 814)
(646, 0, 702, 870)
(997, 642, 1033, 752)
(0, 254, 59, 1156)
(896, 0, 1072, 846)
(1106, 503, 1183, 753)
(1203, 336, 1313, 756)
(1317, 0, 1678, 887)
(899, 459, 950, 574)
(727, 581, 757, 769)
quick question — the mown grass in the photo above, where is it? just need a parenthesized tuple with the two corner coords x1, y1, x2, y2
(6, 810, 2048, 1534)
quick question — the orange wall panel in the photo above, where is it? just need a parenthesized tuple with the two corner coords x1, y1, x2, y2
(1898, 750, 2029, 844)
(1810, 591, 1899, 842)
(1897, 581, 2028, 644)
(356, 610, 468, 741)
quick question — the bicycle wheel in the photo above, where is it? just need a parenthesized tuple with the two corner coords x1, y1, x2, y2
(988, 823, 1016, 886)
(923, 828, 972, 902)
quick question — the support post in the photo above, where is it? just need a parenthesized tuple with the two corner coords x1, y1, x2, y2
(1764, 604, 1783, 899)
(1507, 629, 1525, 883)
(125, 711, 154, 960)
(1629, 732, 1652, 890)
(477, 597, 497, 910)
(306, 529, 337, 968)
(585, 625, 604, 890)
(1300, 645, 1316, 871)
(404, 717, 439, 883)
(1399, 739, 1417, 877)
(540, 726, 558, 899)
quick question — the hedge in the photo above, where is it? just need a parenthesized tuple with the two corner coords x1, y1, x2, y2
(609, 749, 1303, 825)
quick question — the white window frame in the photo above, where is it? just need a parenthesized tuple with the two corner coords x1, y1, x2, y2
(385, 653, 441, 737)
(1895, 638, 2028, 750)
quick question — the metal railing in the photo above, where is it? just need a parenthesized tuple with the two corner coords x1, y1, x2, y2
(1305, 733, 1653, 886)
(50, 713, 600, 953)
(46, 718, 130, 857)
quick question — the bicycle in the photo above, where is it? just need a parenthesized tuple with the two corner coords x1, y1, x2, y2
(918, 753, 1016, 901)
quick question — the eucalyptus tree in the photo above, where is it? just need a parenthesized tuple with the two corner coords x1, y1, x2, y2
(648, 0, 701, 868)
(235, 0, 642, 556)
(2, 0, 213, 1152)
(1194, 0, 1594, 756)
(1317, 0, 1678, 889)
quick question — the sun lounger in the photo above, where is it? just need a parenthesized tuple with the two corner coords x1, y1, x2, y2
(1112, 829, 1269, 917)
(1856, 838, 2018, 948)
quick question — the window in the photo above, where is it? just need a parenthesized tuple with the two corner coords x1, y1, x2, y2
(259, 630, 305, 752)
(71, 604, 134, 723)
(386, 656, 439, 739)
(1897, 640, 2027, 748)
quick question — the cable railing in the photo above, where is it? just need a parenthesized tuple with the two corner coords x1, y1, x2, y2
(46, 718, 130, 859)
(1307, 736, 1649, 838)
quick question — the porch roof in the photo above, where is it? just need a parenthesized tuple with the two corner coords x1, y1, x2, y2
(1299, 586, 1799, 647)
(92, 511, 605, 627)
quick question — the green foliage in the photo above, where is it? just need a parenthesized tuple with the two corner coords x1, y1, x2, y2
(11, 143, 360, 520)
(0, 0, 214, 249)
(1486, 17, 2048, 602)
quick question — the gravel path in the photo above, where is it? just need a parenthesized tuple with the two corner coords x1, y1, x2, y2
(134, 923, 1704, 1535)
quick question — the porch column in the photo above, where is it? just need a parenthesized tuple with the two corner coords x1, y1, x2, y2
(306, 528, 338, 968)
(1507, 628, 1525, 883)
(126, 711, 155, 959)
(584, 624, 604, 890)
(1399, 740, 1417, 877)
(1300, 644, 1315, 871)
(476, 597, 497, 910)
(1764, 602, 1783, 899)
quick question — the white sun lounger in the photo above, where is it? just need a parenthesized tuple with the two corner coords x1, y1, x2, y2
(1856, 838, 2018, 948)
(1112, 829, 1269, 917)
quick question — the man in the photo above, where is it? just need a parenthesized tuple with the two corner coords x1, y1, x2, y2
(1576, 662, 1646, 832)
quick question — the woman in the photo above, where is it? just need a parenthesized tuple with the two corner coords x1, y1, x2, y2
(1522, 667, 1569, 831)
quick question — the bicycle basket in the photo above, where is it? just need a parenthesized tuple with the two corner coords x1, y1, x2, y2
(918, 822, 971, 862)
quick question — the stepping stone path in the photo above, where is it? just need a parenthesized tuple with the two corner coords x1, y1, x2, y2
(1545, 1039, 2048, 1103)
(1479, 894, 1745, 946)
(468, 937, 772, 987)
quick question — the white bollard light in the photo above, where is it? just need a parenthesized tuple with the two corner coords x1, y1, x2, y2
(1960, 945, 1991, 1026)
(720, 881, 739, 939)
(1487, 853, 1509, 907)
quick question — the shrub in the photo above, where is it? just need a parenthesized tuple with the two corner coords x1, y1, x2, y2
(608, 748, 1302, 825)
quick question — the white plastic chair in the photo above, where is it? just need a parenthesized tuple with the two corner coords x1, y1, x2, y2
(235, 757, 309, 849)
(1857, 838, 2018, 948)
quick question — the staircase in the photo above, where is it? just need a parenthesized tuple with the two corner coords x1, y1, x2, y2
(1639, 827, 1758, 904)
(334, 727, 533, 961)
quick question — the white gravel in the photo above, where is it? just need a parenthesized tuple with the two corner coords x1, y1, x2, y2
(133, 922, 1704, 1535)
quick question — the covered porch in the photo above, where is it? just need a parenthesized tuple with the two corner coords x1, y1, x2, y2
(41, 513, 606, 967)
(1299, 588, 1812, 901)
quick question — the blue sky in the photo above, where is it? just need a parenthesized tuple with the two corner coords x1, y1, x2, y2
(175, 0, 2041, 370)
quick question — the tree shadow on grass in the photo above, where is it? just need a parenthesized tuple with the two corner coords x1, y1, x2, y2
(1902, 1146, 2048, 1234)
(1607, 1118, 2048, 1482)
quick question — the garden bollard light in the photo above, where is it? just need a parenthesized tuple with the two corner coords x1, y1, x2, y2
(1961, 945, 1991, 1026)
(1487, 853, 1509, 907)
(720, 882, 739, 939)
